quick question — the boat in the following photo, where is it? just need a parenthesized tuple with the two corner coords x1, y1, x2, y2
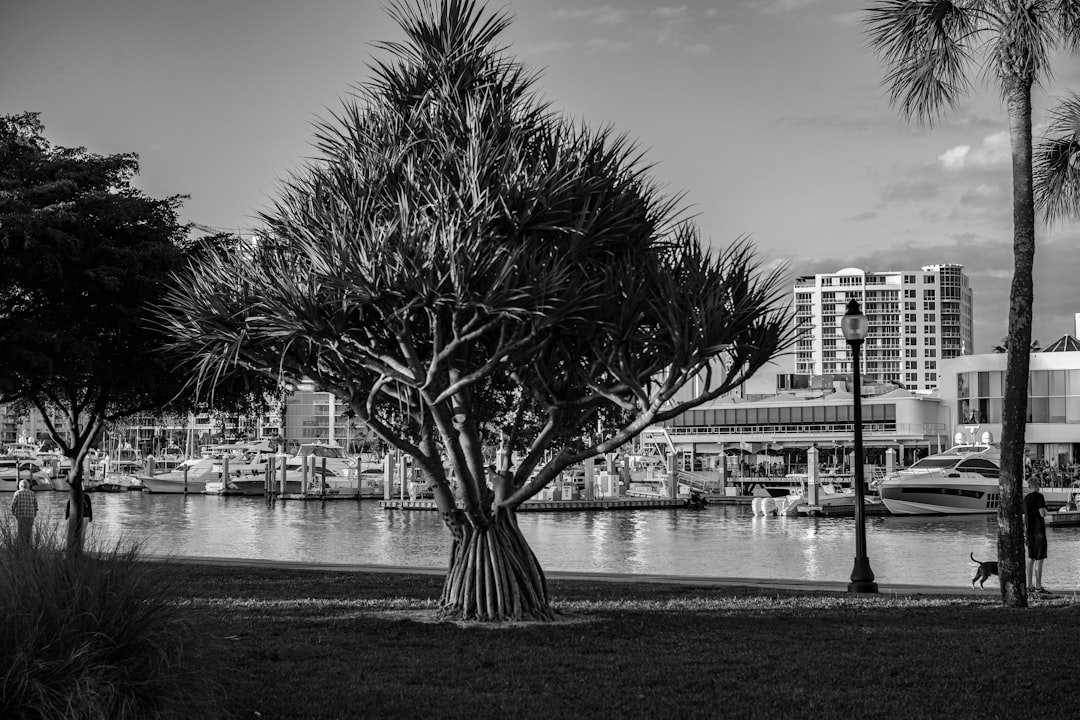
(138, 456, 222, 494)
(877, 433, 1006, 515)
(90, 447, 146, 492)
(215, 443, 380, 497)
(141, 440, 274, 494)
(771, 473, 879, 516)
(0, 456, 54, 491)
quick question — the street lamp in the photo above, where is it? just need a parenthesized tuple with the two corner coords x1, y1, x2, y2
(840, 299, 879, 594)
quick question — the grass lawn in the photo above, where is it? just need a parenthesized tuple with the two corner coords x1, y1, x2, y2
(167, 563, 1080, 720)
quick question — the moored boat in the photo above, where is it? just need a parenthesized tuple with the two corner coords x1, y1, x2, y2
(877, 439, 1003, 515)
(0, 456, 54, 491)
(138, 457, 221, 494)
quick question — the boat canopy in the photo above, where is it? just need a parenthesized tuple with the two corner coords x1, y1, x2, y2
(296, 443, 347, 459)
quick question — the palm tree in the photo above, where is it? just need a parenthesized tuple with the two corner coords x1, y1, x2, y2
(863, 0, 1080, 607)
(1034, 91, 1080, 224)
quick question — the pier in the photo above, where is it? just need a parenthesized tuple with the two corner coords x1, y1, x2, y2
(380, 497, 687, 512)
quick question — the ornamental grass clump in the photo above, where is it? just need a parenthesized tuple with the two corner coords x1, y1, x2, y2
(0, 523, 218, 720)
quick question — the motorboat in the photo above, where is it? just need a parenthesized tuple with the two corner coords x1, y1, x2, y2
(877, 439, 1004, 515)
(0, 456, 53, 491)
(214, 443, 376, 497)
(138, 457, 223, 494)
(90, 447, 146, 492)
(770, 473, 876, 516)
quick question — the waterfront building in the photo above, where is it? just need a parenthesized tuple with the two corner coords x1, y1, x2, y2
(647, 384, 949, 474)
(279, 380, 375, 455)
(649, 334, 1080, 474)
(939, 334, 1080, 465)
(793, 264, 973, 391)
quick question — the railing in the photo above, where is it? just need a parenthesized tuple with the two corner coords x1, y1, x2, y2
(675, 470, 724, 493)
(655, 422, 945, 438)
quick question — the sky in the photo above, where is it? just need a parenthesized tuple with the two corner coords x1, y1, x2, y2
(4, 0, 1080, 355)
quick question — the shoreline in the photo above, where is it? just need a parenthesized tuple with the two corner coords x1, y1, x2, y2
(153, 554, 991, 597)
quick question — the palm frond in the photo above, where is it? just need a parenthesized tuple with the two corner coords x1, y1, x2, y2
(863, 0, 981, 124)
(1058, 0, 1080, 51)
(1034, 91, 1080, 225)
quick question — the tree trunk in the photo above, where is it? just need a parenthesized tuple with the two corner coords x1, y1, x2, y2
(998, 76, 1036, 608)
(66, 467, 88, 553)
(438, 509, 553, 621)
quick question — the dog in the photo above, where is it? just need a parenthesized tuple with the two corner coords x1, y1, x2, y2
(970, 552, 999, 588)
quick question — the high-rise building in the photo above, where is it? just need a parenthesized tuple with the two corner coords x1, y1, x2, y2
(793, 264, 973, 391)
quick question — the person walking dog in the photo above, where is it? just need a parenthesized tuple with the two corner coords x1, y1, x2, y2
(10, 479, 38, 546)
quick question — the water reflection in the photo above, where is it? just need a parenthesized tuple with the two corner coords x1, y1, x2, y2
(20, 492, 1080, 591)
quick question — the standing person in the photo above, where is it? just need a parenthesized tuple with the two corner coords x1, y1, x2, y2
(1024, 475, 1049, 595)
(10, 478, 38, 546)
(65, 492, 93, 535)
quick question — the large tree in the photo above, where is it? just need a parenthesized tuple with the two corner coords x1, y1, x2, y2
(161, 0, 791, 621)
(864, 0, 1080, 607)
(0, 112, 191, 550)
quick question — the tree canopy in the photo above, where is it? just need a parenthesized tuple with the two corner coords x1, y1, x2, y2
(0, 112, 271, 547)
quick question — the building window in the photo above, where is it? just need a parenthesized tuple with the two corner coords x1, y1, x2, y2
(926, 372, 937, 382)
(923, 313, 936, 322)
(904, 289, 916, 298)
(924, 326, 936, 335)
(924, 349, 936, 358)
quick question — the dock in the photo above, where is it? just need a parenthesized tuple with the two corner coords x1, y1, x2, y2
(1046, 510, 1080, 527)
(379, 497, 687, 512)
(267, 490, 363, 501)
(797, 502, 891, 517)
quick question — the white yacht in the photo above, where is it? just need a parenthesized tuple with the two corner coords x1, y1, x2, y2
(878, 438, 1003, 515)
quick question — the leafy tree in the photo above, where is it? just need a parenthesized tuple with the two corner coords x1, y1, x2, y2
(0, 112, 192, 550)
(864, 0, 1080, 607)
(160, 0, 791, 621)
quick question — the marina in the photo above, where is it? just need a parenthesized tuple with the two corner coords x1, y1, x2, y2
(16, 490, 1080, 593)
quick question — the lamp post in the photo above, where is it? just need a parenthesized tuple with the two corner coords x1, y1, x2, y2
(841, 299, 878, 593)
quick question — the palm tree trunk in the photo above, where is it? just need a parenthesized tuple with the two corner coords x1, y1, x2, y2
(438, 510, 553, 621)
(998, 76, 1036, 608)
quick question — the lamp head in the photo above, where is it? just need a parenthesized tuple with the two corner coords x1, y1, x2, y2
(841, 299, 868, 342)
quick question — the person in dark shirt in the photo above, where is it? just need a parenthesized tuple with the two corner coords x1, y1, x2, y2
(1023, 475, 1049, 594)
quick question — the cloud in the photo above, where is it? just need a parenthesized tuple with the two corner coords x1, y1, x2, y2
(958, 183, 1006, 210)
(652, 6, 688, 19)
(683, 42, 712, 57)
(880, 179, 939, 203)
(748, 0, 821, 15)
(938, 131, 1010, 171)
(551, 6, 628, 25)
(521, 39, 576, 57)
(846, 211, 878, 222)
(583, 37, 632, 54)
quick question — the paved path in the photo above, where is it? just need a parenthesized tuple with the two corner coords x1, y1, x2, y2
(156, 554, 987, 597)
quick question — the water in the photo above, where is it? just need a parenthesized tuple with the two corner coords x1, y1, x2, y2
(21, 492, 1080, 591)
